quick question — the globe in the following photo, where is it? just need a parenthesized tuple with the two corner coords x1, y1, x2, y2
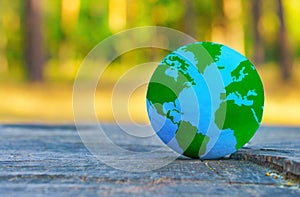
(146, 42, 264, 159)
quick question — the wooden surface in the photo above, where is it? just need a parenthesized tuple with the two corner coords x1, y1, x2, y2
(0, 124, 299, 196)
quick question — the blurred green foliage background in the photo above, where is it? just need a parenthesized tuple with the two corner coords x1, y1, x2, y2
(0, 0, 299, 124)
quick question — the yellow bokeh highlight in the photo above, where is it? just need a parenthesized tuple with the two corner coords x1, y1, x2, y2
(61, 0, 81, 33)
(284, 0, 300, 45)
(109, 0, 127, 33)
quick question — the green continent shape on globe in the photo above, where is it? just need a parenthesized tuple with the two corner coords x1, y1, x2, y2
(175, 121, 209, 158)
(147, 44, 218, 158)
(215, 60, 264, 149)
(147, 66, 188, 116)
(147, 42, 223, 110)
(183, 42, 222, 74)
(162, 54, 196, 86)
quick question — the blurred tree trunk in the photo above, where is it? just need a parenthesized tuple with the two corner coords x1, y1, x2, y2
(277, 0, 291, 80)
(25, 0, 44, 82)
(252, 0, 265, 65)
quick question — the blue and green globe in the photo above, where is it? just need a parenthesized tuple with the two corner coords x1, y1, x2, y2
(146, 42, 264, 159)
